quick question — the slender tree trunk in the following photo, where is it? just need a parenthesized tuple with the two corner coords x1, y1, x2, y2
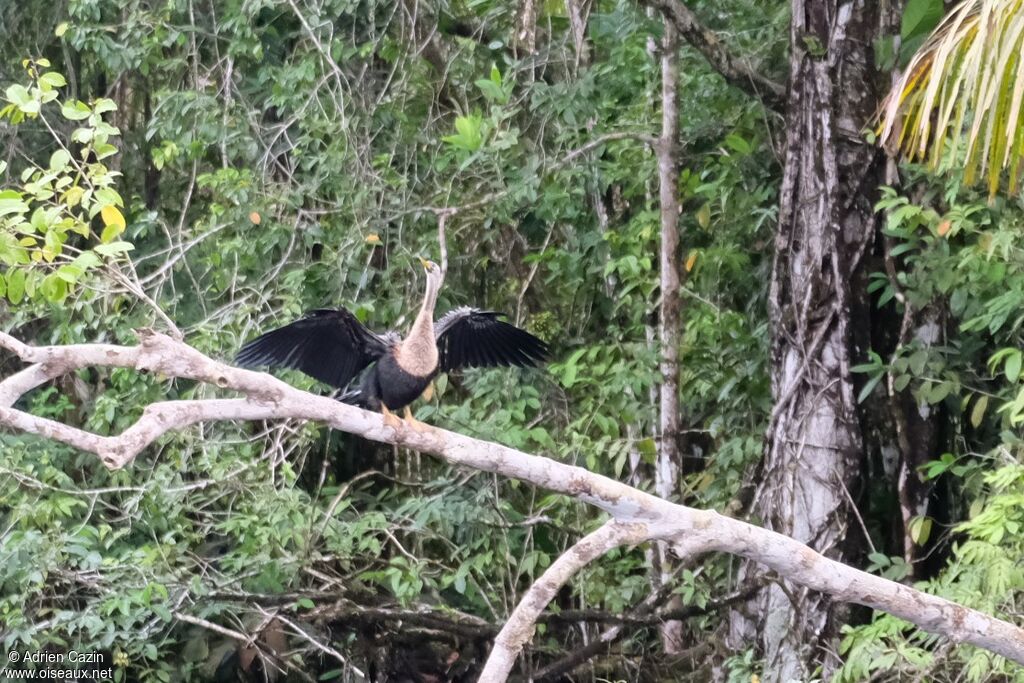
(565, 0, 590, 68)
(878, 27, 946, 576)
(514, 0, 539, 74)
(655, 16, 684, 655)
(730, 1, 898, 678)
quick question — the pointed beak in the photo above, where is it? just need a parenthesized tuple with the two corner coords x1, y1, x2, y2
(419, 257, 432, 271)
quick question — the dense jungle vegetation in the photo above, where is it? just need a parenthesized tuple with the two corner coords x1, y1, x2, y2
(2, 0, 1024, 680)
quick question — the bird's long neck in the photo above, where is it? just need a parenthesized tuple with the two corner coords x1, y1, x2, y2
(396, 275, 441, 376)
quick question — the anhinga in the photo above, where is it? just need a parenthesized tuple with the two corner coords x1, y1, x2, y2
(235, 259, 548, 429)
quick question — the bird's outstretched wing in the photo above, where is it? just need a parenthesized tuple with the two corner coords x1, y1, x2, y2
(434, 307, 548, 372)
(236, 308, 391, 389)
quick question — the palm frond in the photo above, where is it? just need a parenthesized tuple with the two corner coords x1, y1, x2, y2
(880, 0, 1024, 197)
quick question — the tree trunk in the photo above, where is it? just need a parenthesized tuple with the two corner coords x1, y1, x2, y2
(514, 0, 539, 68)
(565, 0, 590, 68)
(655, 16, 684, 655)
(730, 1, 898, 678)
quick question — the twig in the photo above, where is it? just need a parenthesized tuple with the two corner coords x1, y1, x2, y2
(173, 611, 251, 643)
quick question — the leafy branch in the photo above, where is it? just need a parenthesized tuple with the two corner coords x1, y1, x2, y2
(2, 329, 1024, 678)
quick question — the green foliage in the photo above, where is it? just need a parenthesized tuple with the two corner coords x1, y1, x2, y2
(0, 60, 129, 305)
(0, 0, 784, 678)
(839, 151, 1024, 681)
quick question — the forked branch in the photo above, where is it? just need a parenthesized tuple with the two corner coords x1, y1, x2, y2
(642, 0, 786, 112)
(2, 329, 1024, 676)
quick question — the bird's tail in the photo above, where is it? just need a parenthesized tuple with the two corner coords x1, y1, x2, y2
(332, 387, 373, 409)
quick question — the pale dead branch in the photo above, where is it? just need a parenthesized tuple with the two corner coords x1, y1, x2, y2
(478, 521, 649, 681)
(2, 330, 1024, 673)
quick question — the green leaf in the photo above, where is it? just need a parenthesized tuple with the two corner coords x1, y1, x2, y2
(893, 373, 911, 392)
(38, 72, 67, 90)
(443, 114, 483, 151)
(5, 84, 39, 114)
(100, 223, 123, 244)
(94, 241, 135, 256)
(93, 98, 117, 114)
(927, 380, 952, 404)
(1006, 350, 1022, 382)
(49, 149, 71, 172)
(724, 133, 751, 155)
(5, 84, 30, 106)
(908, 349, 928, 376)
(475, 78, 506, 103)
(95, 187, 125, 208)
(0, 190, 28, 217)
(61, 100, 91, 120)
(857, 373, 884, 403)
(901, 0, 943, 41)
(970, 394, 989, 428)
(909, 515, 933, 545)
(72, 251, 100, 270)
(6, 268, 25, 304)
(41, 273, 67, 302)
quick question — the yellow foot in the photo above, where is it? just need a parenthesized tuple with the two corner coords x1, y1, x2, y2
(381, 405, 402, 429)
(403, 406, 429, 432)
(420, 382, 434, 401)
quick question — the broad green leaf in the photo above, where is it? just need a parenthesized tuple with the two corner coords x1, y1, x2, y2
(49, 149, 71, 172)
(5, 84, 31, 107)
(63, 186, 84, 207)
(901, 0, 944, 40)
(93, 98, 117, 114)
(1006, 350, 1022, 382)
(696, 203, 711, 228)
(970, 394, 989, 427)
(61, 100, 91, 120)
(6, 268, 25, 304)
(93, 241, 134, 256)
(38, 72, 67, 90)
(0, 190, 28, 217)
(858, 373, 884, 403)
(908, 515, 933, 545)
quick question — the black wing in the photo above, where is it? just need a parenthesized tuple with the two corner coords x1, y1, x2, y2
(435, 307, 548, 372)
(236, 308, 391, 389)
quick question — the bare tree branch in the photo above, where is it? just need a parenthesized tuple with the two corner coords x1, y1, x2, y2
(2, 330, 1024, 671)
(641, 0, 786, 113)
(479, 521, 648, 681)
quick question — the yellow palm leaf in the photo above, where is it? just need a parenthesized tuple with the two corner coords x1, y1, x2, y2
(879, 0, 1024, 197)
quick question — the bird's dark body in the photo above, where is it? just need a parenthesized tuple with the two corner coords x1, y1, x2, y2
(349, 351, 438, 411)
(235, 267, 549, 421)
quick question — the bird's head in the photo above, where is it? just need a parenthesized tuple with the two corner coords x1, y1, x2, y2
(419, 257, 444, 294)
